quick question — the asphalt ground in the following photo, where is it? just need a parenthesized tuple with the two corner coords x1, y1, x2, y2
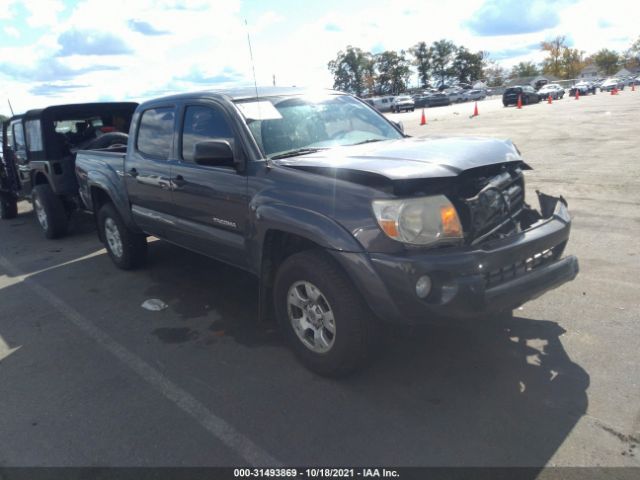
(0, 89, 638, 469)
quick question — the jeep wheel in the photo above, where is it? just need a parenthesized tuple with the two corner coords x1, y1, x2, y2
(32, 184, 68, 238)
(274, 250, 380, 376)
(0, 193, 18, 219)
(98, 203, 147, 270)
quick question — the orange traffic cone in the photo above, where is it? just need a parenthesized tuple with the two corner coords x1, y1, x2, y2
(611, 87, 616, 95)
(548, 95, 552, 104)
(632, 83, 636, 92)
(516, 94, 522, 109)
(420, 108, 427, 126)
(473, 102, 479, 116)
(575, 89, 580, 100)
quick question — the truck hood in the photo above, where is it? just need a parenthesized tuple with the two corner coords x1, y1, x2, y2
(273, 136, 524, 180)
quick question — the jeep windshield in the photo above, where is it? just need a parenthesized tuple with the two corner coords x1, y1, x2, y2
(235, 94, 403, 159)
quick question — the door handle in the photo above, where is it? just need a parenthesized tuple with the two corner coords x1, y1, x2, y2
(129, 167, 138, 177)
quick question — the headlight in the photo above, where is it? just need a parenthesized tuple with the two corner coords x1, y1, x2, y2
(372, 195, 463, 246)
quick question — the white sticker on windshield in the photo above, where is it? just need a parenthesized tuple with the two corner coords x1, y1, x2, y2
(236, 101, 282, 120)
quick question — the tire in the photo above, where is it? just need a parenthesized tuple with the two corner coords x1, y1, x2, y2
(274, 250, 380, 377)
(97, 203, 147, 270)
(31, 184, 68, 239)
(0, 192, 18, 219)
(83, 132, 129, 150)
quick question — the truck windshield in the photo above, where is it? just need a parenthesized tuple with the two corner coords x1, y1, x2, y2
(236, 94, 403, 159)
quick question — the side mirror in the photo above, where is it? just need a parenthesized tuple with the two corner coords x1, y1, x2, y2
(393, 121, 404, 133)
(193, 140, 234, 167)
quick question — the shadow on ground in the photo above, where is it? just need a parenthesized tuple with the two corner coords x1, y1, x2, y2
(0, 231, 589, 468)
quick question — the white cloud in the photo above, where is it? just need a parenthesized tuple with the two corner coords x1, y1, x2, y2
(3, 25, 20, 37)
(24, 0, 65, 27)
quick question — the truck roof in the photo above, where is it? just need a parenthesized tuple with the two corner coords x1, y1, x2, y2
(22, 102, 139, 120)
(140, 86, 343, 106)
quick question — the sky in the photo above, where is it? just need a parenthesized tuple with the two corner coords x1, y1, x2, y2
(0, 0, 637, 115)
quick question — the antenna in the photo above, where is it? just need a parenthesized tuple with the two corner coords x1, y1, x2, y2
(7, 99, 15, 116)
(245, 19, 260, 102)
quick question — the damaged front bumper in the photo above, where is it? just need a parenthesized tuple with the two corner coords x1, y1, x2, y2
(332, 193, 579, 325)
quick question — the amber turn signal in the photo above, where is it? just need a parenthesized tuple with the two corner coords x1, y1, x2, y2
(440, 205, 462, 237)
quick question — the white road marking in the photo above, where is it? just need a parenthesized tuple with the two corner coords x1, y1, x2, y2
(0, 254, 281, 467)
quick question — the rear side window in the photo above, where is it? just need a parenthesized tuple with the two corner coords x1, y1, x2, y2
(181, 105, 233, 163)
(25, 120, 43, 152)
(12, 122, 26, 151)
(505, 88, 522, 94)
(137, 107, 175, 159)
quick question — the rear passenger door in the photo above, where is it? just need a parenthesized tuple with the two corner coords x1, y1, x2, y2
(166, 102, 248, 269)
(10, 120, 31, 195)
(125, 105, 175, 237)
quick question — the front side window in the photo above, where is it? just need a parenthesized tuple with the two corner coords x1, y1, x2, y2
(137, 107, 175, 159)
(236, 94, 403, 158)
(181, 106, 233, 163)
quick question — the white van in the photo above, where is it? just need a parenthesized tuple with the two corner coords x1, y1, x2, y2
(368, 96, 395, 112)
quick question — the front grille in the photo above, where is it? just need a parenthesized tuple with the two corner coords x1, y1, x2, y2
(458, 166, 525, 244)
(484, 245, 560, 288)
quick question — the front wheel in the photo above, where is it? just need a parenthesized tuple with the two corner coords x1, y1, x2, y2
(31, 184, 68, 239)
(0, 192, 18, 219)
(97, 203, 147, 269)
(274, 250, 380, 376)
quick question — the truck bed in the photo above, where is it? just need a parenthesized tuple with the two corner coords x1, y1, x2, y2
(75, 148, 127, 213)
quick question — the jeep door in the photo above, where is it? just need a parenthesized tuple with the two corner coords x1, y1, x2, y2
(166, 102, 248, 269)
(9, 119, 31, 195)
(124, 105, 176, 237)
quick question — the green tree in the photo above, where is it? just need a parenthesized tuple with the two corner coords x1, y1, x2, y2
(561, 48, 586, 79)
(410, 41, 432, 88)
(374, 50, 411, 95)
(430, 39, 456, 86)
(510, 61, 540, 78)
(593, 49, 620, 75)
(541, 35, 567, 77)
(451, 47, 484, 84)
(327, 46, 374, 96)
(483, 60, 507, 86)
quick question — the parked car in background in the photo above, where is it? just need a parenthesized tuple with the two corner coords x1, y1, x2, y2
(463, 89, 486, 101)
(368, 96, 395, 112)
(600, 78, 625, 92)
(570, 81, 597, 96)
(425, 92, 452, 107)
(390, 95, 415, 113)
(446, 89, 465, 103)
(502, 86, 540, 106)
(538, 84, 565, 100)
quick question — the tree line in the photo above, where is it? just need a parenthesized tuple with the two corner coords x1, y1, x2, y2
(329, 36, 640, 96)
(328, 40, 484, 97)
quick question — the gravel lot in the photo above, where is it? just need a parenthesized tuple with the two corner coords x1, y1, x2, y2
(0, 90, 638, 469)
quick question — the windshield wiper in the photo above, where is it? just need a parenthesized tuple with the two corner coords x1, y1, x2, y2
(270, 147, 327, 160)
(350, 138, 385, 146)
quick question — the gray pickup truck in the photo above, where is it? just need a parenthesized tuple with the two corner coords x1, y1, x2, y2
(75, 87, 579, 376)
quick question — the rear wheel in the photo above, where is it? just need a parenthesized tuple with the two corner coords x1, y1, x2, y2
(31, 184, 68, 239)
(0, 192, 18, 219)
(274, 250, 381, 376)
(97, 203, 147, 269)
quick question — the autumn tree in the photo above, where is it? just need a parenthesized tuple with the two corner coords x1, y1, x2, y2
(541, 36, 568, 77)
(561, 48, 586, 79)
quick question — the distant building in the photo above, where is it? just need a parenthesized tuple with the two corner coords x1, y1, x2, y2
(614, 66, 640, 77)
(579, 64, 602, 79)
